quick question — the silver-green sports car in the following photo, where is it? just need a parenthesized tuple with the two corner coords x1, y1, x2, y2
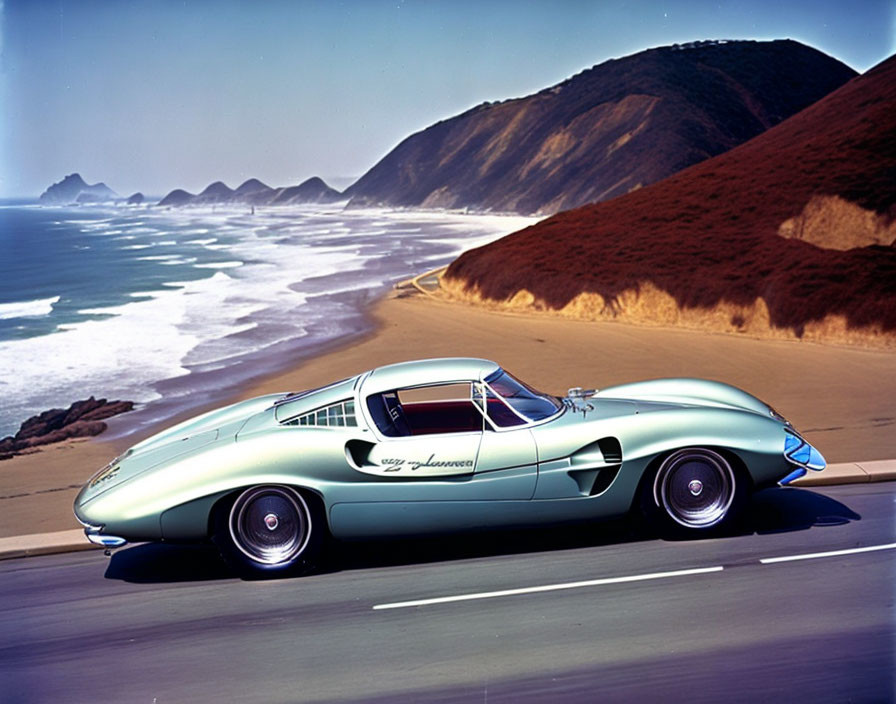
(74, 357, 825, 575)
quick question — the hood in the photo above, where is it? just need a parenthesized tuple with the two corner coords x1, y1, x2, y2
(595, 378, 772, 417)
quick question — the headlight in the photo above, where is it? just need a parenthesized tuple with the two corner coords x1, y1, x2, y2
(784, 430, 825, 471)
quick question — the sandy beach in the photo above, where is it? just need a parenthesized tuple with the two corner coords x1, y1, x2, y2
(2, 287, 894, 538)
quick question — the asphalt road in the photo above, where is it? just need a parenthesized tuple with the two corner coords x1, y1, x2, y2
(1, 482, 894, 703)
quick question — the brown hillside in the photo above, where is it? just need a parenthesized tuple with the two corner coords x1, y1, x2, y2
(444, 55, 896, 347)
(345, 40, 855, 215)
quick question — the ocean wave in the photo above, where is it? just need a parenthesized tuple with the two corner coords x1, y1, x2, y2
(193, 261, 243, 269)
(0, 295, 60, 320)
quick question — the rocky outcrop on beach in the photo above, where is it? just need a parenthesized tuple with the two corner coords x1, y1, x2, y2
(443, 54, 896, 348)
(126, 192, 145, 205)
(158, 176, 342, 208)
(40, 174, 118, 205)
(344, 40, 856, 215)
(0, 397, 134, 460)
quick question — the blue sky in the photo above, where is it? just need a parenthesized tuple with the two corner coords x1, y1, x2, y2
(1, 0, 893, 198)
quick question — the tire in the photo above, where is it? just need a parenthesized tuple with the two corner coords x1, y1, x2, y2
(647, 448, 744, 534)
(215, 485, 322, 577)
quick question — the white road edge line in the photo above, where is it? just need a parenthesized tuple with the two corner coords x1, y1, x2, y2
(372, 566, 724, 610)
(760, 542, 896, 564)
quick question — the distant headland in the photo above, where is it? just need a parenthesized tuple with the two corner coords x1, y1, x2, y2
(38, 173, 344, 209)
(39, 173, 118, 205)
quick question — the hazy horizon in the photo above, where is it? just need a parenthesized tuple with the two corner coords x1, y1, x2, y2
(2, 0, 893, 199)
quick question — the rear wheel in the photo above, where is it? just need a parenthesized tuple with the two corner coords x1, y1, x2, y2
(648, 448, 743, 534)
(215, 485, 322, 577)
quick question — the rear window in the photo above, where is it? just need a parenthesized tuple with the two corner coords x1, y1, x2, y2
(281, 400, 357, 427)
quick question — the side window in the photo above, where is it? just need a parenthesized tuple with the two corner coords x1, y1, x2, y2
(281, 400, 357, 427)
(366, 391, 411, 437)
(367, 383, 483, 437)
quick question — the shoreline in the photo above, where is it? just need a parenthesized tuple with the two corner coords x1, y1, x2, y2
(0, 202, 540, 439)
(1, 285, 894, 538)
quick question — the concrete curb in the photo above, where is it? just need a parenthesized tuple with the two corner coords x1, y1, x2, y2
(1, 461, 893, 562)
(0, 528, 99, 561)
(791, 459, 896, 487)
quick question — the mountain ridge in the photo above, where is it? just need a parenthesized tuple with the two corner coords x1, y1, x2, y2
(344, 39, 856, 215)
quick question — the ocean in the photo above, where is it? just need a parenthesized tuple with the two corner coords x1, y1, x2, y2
(0, 201, 537, 438)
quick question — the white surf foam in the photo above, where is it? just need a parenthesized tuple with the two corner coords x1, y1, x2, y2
(193, 261, 243, 269)
(0, 295, 60, 320)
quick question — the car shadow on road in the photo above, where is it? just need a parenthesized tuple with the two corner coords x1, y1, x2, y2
(326, 518, 643, 575)
(745, 486, 861, 534)
(104, 542, 233, 583)
(102, 486, 860, 583)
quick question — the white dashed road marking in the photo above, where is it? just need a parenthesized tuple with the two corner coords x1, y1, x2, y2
(373, 542, 896, 610)
(759, 542, 896, 564)
(373, 566, 724, 610)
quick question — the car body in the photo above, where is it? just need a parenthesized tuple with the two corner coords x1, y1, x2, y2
(74, 357, 825, 574)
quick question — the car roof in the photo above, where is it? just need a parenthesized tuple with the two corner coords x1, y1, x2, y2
(359, 357, 500, 396)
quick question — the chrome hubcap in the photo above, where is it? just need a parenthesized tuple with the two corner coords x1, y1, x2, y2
(229, 486, 311, 565)
(656, 449, 735, 528)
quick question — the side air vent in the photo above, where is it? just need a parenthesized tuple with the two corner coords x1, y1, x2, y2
(568, 465, 621, 496)
(597, 437, 622, 464)
(345, 439, 377, 469)
(589, 465, 620, 495)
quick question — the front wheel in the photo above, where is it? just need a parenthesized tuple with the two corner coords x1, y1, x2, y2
(648, 448, 744, 534)
(215, 485, 322, 577)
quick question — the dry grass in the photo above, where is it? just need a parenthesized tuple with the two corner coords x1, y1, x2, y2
(440, 277, 896, 349)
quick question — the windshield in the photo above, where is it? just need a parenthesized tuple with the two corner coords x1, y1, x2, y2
(484, 369, 561, 422)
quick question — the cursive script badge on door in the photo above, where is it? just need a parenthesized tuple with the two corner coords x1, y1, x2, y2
(380, 454, 474, 473)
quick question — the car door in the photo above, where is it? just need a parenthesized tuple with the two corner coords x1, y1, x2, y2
(343, 382, 536, 500)
(329, 381, 538, 538)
